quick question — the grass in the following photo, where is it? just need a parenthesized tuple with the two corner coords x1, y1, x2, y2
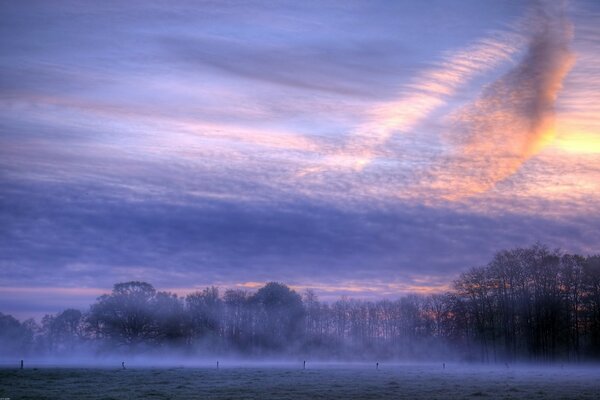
(0, 363, 598, 399)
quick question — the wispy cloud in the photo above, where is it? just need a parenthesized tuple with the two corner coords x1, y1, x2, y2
(298, 28, 523, 175)
(428, 2, 574, 199)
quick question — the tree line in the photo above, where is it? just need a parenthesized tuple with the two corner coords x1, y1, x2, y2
(1, 244, 599, 362)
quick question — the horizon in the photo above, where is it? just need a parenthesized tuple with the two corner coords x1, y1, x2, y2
(3, 243, 598, 324)
(3, 247, 599, 364)
(3, 279, 450, 322)
(3, 243, 599, 323)
(2, 0, 600, 322)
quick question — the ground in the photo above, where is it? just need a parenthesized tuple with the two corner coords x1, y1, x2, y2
(0, 363, 598, 399)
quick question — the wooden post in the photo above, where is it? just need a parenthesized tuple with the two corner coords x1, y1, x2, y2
(20, 360, 23, 369)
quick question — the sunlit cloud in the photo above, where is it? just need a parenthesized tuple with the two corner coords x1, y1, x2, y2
(552, 7, 600, 155)
(234, 279, 450, 299)
(298, 28, 523, 176)
(428, 3, 574, 199)
(552, 132, 600, 154)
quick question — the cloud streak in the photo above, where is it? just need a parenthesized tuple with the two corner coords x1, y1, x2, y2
(430, 3, 575, 199)
(298, 27, 523, 175)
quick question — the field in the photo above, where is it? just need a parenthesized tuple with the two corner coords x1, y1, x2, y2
(1, 363, 599, 399)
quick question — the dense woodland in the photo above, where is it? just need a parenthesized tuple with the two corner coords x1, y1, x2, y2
(1, 244, 600, 362)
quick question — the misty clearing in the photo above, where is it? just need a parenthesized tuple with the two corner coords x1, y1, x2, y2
(1, 364, 599, 400)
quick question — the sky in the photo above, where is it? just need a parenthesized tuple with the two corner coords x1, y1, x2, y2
(1, 0, 599, 319)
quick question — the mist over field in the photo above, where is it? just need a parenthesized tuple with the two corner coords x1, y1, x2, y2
(2, 245, 600, 368)
(2, 363, 600, 400)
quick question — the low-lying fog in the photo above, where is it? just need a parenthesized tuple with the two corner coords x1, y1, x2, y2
(2, 359, 599, 400)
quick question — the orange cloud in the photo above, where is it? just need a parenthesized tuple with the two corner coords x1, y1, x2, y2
(430, 5, 574, 200)
(138, 280, 450, 302)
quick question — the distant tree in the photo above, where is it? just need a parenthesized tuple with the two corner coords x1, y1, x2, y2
(332, 297, 350, 344)
(251, 282, 304, 351)
(583, 255, 600, 357)
(186, 287, 223, 342)
(153, 291, 186, 344)
(454, 266, 495, 361)
(87, 281, 160, 348)
(303, 289, 321, 339)
(6, 244, 600, 362)
(21, 318, 44, 354)
(41, 309, 84, 353)
(223, 289, 250, 349)
(0, 312, 34, 356)
(560, 253, 585, 360)
(425, 293, 453, 339)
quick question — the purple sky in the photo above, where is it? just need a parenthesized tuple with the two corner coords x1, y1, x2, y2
(1, 0, 599, 320)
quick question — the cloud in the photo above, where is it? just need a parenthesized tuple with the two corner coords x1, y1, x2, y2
(429, 3, 574, 199)
(163, 35, 412, 99)
(552, 1, 600, 155)
(2, 174, 599, 301)
(1, 0, 598, 320)
(297, 26, 523, 175)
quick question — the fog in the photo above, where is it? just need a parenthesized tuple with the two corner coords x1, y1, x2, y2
(4, 360, 599, 400)
(2, 245, 600, 367)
